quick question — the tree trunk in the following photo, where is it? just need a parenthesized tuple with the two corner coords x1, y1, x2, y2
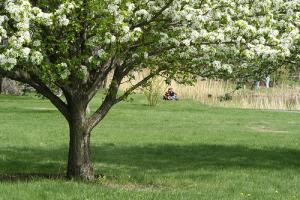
(255, 81, 260, 89)
(67, 101, 94, 180)
(265, 75, 270, 88)
(0, 76, 2, 94)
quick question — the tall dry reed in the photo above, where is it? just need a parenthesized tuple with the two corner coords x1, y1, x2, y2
(119, 72, 300, 110)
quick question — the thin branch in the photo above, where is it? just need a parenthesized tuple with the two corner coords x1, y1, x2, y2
(86, 57, 116, 101)
(115, 72, 158, 103)
(132, 0, 175, 29)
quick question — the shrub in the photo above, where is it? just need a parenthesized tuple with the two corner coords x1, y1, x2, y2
(143, 78, 164, 106)
(286, 97, 297, 110)
(219, 93, 233, 102)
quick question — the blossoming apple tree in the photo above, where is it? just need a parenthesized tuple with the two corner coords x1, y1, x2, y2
(0, 0, 299, 180)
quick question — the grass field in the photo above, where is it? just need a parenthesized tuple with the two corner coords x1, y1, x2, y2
(0, 94, 300, 200)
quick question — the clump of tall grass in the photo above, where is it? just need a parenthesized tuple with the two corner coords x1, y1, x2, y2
(142, 78, 165, 106)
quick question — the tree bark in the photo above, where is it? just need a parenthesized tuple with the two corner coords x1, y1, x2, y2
(66, 100, 94, 180)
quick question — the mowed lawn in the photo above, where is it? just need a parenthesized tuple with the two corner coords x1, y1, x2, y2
(0, 94, 300, 200)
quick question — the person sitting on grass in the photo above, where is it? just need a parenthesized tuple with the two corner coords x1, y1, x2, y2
(163, 88, 178, 100)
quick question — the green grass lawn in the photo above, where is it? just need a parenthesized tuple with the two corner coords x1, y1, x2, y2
(0, 94, 300, 200)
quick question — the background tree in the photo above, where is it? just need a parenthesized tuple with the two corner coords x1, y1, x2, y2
(0, 78, 24, 95)
(0, 0, 299, 180)
(0, 75, 2, 93)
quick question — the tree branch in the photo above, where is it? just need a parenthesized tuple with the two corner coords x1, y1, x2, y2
(115, 72, 156, 103)
(86, 57, 116, 102)
(87, 65, 124, 132)
(0, 68, 71, 121)
(132, 0, 175, 29)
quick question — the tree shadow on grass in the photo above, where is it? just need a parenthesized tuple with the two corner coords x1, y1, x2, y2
(0, 147, 67, 182)
(94, 143, 300, 171)
(0, 144, 299, 182)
